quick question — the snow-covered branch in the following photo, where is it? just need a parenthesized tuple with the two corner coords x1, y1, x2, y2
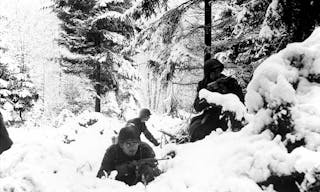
(199, 89, 246, 120)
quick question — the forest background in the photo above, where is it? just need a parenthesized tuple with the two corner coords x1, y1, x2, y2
(0, 0, 319, 126)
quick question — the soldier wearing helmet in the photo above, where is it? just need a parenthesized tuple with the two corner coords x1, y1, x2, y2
(188, 58, 244, 142)
(97, 126, 160, 185)
(126, 108, 160, 146)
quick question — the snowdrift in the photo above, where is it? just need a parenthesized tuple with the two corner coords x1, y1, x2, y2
(2, 28, 320, 192)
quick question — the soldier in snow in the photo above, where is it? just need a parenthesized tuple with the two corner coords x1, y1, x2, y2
(126, 108, 160, 146)
(0, 112, 13, 155)
(188, 58, 244, 142)
(97, 126, 161, 186)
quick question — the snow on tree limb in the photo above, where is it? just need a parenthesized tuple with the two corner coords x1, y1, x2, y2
(199, 89, 246, 120)
(244, 27, 320, 151)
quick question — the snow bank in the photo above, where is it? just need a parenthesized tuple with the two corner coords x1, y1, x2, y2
(0, 116, 299, 192)
(0, 111, 317, 192)
(149, 131, 292, 192)
(245, 27, 320, 151)
(0, 113, 129, 192)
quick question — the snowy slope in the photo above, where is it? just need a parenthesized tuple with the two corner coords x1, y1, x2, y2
(1, 114, 318, 192)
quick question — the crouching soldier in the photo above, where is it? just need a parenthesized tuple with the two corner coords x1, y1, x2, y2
(126, 108, 160, 146)
(188, 58, 244, 142)
(97, 126, 161, 186)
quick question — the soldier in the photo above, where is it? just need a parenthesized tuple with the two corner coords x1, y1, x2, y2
(0, 112, 13, 155)
(97, 126, 161, 186)
(188, 58, 244, 142)
(126, 108, 160, 146)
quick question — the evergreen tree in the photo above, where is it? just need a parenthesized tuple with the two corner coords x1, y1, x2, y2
(53, 0, 134, 112)
(131, 0, 320, 114)
(0, 0, 67, 124)
(129, 0, 169, 20)
(0, 40, 38, 121)
(54, 0, 169, 113)
(279, 0, 320, 43)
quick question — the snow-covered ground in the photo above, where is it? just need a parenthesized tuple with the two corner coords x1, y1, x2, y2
(2, 27, 320, 192)
(1, 111, 319, 192)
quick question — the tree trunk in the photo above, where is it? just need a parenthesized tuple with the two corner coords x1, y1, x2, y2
(19, 110, 24, 121)
(204, 0, 212, 61)
(147, 71, 152, 108)
(95, 62, 101, 112)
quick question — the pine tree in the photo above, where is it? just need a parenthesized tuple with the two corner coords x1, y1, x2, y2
(54, 0, 136, 112)
(279, 0, 320, 43)
(53, 0, 169, 113)
(131, 0, 320, 114)
(0, 38, 38, 122)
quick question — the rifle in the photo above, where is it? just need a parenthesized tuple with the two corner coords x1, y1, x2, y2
(114, 151, 176, 185)
(159, 130, 177, 140)
(136, 151, 176, 184)
(116, 150, 176, 172)
(207, 76, 231, 93)
(159, 130, 190, 144)
(135, 150, 176, 167)
(134, 157, 170, 168)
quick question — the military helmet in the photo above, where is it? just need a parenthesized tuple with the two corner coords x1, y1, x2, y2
(139, 108, 151, 118)
(118, 126, 140, 144)
(204, 58, 224, 76)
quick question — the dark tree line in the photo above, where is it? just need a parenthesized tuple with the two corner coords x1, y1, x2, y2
(279, 0, 320, 46)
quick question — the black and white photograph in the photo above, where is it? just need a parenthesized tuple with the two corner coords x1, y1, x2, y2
(1, 0, 320, 191)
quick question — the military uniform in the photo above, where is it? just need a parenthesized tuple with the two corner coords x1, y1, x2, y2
(97, 142, 159, 185)
(0, 113, 13, 155)
(127, 118, 159, 146)
(97, 127, 160, 186)
(189, 59, 244, 142)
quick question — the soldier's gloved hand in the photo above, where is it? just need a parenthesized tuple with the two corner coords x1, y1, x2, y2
(128, 160, 138, 169)
(115, 161, 137, 176)
(145, 159, 158, 167)
(115, 164, 129, 176)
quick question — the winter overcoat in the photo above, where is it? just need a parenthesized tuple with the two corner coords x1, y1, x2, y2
(189, 59, 244, 142)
